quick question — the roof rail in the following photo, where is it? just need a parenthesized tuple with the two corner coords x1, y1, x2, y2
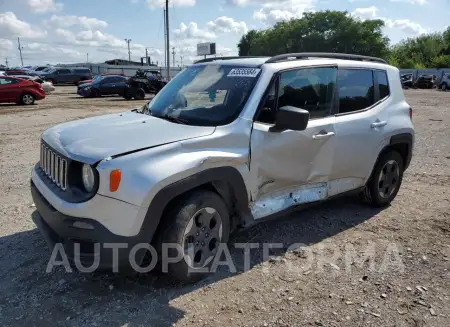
(193, 56, 268, 64)
(265, 53, 387, 64)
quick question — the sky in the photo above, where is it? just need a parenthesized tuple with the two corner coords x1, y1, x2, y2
(0, 0, 449, 67)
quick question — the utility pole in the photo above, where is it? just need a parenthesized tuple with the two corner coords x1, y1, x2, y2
(86, 53, 89, 63)
(124, 38, 132, 62)
(145, 48, 149, 65)
(165, 0, 170, 81)
(180, 55, 183, 68)
(17, 37, 24, 66)
(5, 57, 9, 68)
(172, 47, 175, 67)
(163, 9, 166, 70)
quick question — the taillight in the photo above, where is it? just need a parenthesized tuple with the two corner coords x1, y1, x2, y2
(409, 107, 412, 120)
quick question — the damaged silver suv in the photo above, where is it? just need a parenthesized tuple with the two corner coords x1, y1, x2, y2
(31, 53, 414, 282)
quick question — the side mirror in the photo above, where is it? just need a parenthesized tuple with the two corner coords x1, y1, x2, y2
(270, 106, 310, 132)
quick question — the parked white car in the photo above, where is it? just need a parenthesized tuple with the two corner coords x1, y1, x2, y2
(10, 75, 56, 94)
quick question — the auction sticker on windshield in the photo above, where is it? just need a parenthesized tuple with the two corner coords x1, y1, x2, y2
(228, 68, 261, 78)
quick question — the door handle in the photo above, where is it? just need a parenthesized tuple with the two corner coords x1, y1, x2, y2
(312, 132, 335, 140)
(371, 120, 387, 128)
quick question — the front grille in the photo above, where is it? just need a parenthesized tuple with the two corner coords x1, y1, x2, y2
(40, 144, 68, 191)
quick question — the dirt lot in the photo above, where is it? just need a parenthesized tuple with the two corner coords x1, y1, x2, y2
(0, 87, 449, 327)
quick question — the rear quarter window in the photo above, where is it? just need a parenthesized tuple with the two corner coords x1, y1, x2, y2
(376, 70, 390, 99)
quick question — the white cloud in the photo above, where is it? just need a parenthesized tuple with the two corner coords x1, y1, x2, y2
(27, 0, 63, 13)
(46, 15, 108, 29)
(251, 0, 314, 24)
(352, 6, 378, 19)
(352, 7, 427, 35)
(174, 22, 217, 40)
(0, 39, 14, 58)
(390, 0, 426, 4)
(147, 0, 195, 8)
(384, 19, 428, 35)
(207, 16, 248, 35)
(0, 12, 47, 39)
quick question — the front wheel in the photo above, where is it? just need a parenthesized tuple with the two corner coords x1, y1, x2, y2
(441, 83, 447, 91)
(155, 190, 230, 283)
(361, 150, 404, 207)
(134, 88, 145, 100)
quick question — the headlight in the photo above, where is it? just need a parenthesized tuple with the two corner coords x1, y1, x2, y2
(82, 164, 95, 192)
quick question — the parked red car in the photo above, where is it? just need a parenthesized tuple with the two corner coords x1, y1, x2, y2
(0, 76, 46, 105)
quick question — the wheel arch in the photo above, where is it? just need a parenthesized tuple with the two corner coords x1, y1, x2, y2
(138, 167, 250, 244)
(368, 132, 413, 182)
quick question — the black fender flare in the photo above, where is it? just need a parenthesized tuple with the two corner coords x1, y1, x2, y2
(389, 133, 413, 169)
(137, 167, 249, 244)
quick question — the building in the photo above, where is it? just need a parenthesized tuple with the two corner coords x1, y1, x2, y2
(104, 58, 157, 66)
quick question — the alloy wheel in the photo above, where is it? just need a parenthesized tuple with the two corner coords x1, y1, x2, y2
(182, 207, 223, 269)
(377, 160, 400, 199)
(22, 94, 34, 105)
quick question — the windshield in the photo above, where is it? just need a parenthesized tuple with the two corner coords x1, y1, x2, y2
(146, 65, 261, 126)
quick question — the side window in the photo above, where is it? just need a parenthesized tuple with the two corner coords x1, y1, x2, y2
(256, 67, 337, 124)
(57, 69, 71, 74)
(376, 70, 390, 99)
(337, 69, 374, 113)
(0, 78, 17, 85)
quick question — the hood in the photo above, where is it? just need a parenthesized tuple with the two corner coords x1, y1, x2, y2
(78, 82, 92, 88)
(42, 111, 216, 165)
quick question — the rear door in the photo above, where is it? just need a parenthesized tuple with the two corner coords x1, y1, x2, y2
(329, 68, 390, 195)
(55, 69, 71, 83)
(0, 77, 20, 101)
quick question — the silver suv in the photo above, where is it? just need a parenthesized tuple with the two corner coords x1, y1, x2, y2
(31, 53, 414, 282)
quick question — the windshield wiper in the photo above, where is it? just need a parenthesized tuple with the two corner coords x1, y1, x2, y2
(154, 114, 188, 125)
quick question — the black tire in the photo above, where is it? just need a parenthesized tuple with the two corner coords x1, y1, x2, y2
(20, 93, 35, 105)
(154, 190, 230, 283)
(91, 88, 101, 98)
(361, 150, 404, 207)
(134, 88, 145, 100)
(441, 83, 447, 91)
(123, 92, 132, 100)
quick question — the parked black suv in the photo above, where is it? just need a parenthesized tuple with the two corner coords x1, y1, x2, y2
(38, 67, 92, 85)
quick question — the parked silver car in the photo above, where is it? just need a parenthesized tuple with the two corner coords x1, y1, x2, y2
(31, 53, 414, 282)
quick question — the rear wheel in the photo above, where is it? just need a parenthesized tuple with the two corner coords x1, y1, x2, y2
(134, 88, 145, 100)
(361, 150, 404, 207)
(155, 190, 230, 283)
(20, 93, 35, 105)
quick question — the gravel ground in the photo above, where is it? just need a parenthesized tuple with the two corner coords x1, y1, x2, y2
(0, 87, 449, 327)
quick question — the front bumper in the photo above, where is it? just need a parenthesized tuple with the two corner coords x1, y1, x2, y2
(31, 180, 146, 270)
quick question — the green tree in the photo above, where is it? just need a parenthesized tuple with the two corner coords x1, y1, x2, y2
(237, 11, 390, 58)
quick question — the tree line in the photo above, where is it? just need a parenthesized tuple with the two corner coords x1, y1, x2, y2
(237, 11, 450, 69)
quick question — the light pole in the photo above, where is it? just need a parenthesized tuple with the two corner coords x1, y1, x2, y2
(124, 38, 132, 62)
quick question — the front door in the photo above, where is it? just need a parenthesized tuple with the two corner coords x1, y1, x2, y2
(249, 66, 338, 219)
(0, 77, 20, 102)
(329, 68, 391, 196)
